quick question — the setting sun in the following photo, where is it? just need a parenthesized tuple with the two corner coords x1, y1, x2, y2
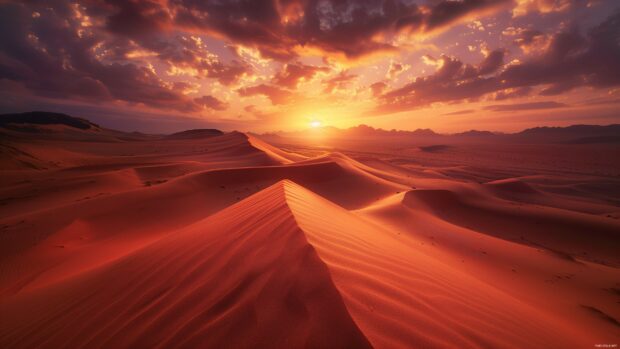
(310, 120, 322, 128)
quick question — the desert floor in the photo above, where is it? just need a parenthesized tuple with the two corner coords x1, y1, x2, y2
(1, 128, 619, 348)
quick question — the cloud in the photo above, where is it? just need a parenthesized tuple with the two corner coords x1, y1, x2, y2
(376, 50, 507, 111)
(512, 0, 571, 17)
(323, 71, 357, 93)
(443, 109, 476, 115)
(105, 0, 172, 38)
(498, 12, 620, 91)
(387, 61, 409, 79)
(510, 28, 548, 53)
(272, 62, 329, 88)
(483, 101, 567, 111)
(237, 84, 292, 105)
(426, 0, 509, 30)
(147, 35, 251, 85)
(370, 82, 388, 97)
(478, 49, 505, 75)
(0, 1, 203, 112)
(494, 87, 532, 100)
(194, 95, 228, 110)
(204, 61, 251, 86)
(375, 10, 620, 114)
(82, 2, 251, 86)
(171, 0, 510, 60)
(1, 0, 616, 126)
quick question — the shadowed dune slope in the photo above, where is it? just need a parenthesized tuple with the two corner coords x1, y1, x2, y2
(181, 155, 406, 209)
(0, 181, 372, 349)
(0, 132, 293, 176)
(149, 132, 291, 167)
(403, 188, 620, 266)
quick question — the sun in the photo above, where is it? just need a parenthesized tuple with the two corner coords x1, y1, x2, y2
(310, 120, 322, 128)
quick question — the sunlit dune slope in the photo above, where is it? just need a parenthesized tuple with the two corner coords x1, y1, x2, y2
(0, 180, 594, 349)
(357, 189, 620, 346)
(247, 134, 307, 163)
(284, 181, 587, 349)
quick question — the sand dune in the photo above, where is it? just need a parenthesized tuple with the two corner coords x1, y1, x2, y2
(358, 190, 620, 346)
(0, 181, 598, 348)
(1, 124, 619, 348)
(0, 181, 373, 348)
(401, 188, 620, 265)
(181, 154, 407, 209)
(285, 181, 587, 348)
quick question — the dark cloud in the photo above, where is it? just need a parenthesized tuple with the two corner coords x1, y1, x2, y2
(194, 95, 228, 111)
(442, 109, 476, 115)
(387, 61, 408, 78)
(323, 71, 357, 93)
(115, 30, 251, 86)
(0, 1, 202, 112)
(272, 62, 329, 88)
(204, 61, 250, 86)
(376, 50, 506, 111)
(375, 10, 620, 113)
(581, 97, 620, 106)
(78, 1, 251, 86)
(169, 0, 509, 60)
(483, 101, 567, 112)
(371, 81, 388, 97)
(237, 84, 293, 104)
(1, 0, 616, 123)
(494, 87, 532, 100)
(105, 0, 171, 38)
(513, 29, 547, 51)
(425, 0, 509, 30)
(499, 12, 620, 91)
(478, 49, 505, 75)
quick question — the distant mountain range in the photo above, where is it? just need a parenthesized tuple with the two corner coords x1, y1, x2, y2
(264, 123, 620, 144)
(1, 111, 618, 144)
(0, 111, 100, 130)
(516, 125, 620, 143)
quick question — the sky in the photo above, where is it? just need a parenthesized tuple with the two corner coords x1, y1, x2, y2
(0, 0, 619, 133)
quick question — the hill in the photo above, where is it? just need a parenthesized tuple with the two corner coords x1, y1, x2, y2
(165, 129, 224, 140)
(0, 111, 99, 130)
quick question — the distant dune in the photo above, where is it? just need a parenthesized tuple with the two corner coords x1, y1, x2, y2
(0, 111, 99, 130)
(418, 144, 451, 152)
(1, 112, 619, 348)
(165, 128, 224, 140)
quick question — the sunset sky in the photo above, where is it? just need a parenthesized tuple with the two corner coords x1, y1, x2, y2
(1, 0, 619, 133)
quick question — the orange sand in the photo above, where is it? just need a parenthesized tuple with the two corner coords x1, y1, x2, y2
(1, 125, 619, 348)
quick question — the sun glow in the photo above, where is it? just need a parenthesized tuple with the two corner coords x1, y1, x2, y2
(310, 120, 322, 128)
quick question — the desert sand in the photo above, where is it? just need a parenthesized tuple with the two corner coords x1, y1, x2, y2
(1, 116, 619, 348)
